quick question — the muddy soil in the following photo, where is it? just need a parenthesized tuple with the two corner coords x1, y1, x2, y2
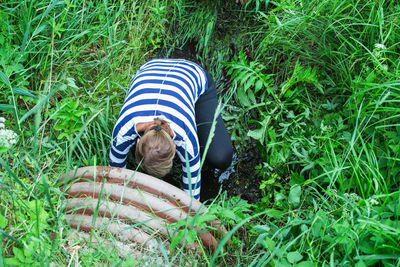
(199, 139, 263, 204)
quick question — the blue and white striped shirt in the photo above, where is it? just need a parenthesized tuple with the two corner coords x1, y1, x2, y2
(109, 59, 208, 200)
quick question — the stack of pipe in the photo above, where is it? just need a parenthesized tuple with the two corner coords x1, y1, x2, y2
(61, 166, 226, 254)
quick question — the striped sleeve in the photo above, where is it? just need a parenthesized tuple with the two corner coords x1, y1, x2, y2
(177, 146, 201, 200)
(109, 119, 138, 168)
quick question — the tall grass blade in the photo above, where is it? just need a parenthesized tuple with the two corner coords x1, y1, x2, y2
(19, 88, 58, 124)
(11, 88, 37, 98)
(41, 172, 56, 218)
(0, 158, 29, 194)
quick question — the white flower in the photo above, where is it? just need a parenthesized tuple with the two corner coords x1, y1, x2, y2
(343, 192, 361, 202)
(369, 199, 379, 206)
(374, 43, 386, 50)
(0, 118, 18, 149)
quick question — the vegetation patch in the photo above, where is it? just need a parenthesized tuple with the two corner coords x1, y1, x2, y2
(0, 0, 399, 266)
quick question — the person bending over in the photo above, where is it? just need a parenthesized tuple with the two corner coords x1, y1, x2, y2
(109, 59, 233, 200)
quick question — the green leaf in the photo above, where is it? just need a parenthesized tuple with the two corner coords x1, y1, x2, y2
(75, 110, 88, 116)
(237, 87, 251, 107)
(252, 225, 271, 233)
(121, 257, 139, 267)
(255, 233, 269, 249)
(13, 247, 24, 262)
(54, 124, 64, 131)
(197, 214, 216, 224)
(0, 70, 11, 88)
(300, 162, 314, 174)
(24, 243, 34, 259)
(32, 25, 47, 37)
(255, 79, 263, 93)
(248, 127, 265, 144)
(275, 259, 291, 267)
(12, 88, 37, 98)
(169, 230, 184, 250)
(265, 209, 284, 219)
(5, 258, 21, 265)
(0, 213, 8, 229)
(0, 104, 13, 111)
(287, 251, 303, 264)
(247, 89, 257, 104)
(221, 209, 237, 221)
(355, 254, 400, 260)
(288, 184, 301, 208)
(355, 261, 367, 267)
(72, 100, 79, 110)
(57, 132, 69, 140)
(283, 89, 294, 98)
(294, 261, 316, 267)
(264, 237, 276, 251)
(186, 229, 197, 244)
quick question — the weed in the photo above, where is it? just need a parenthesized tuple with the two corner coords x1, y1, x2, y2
(52, 98, 89, 140)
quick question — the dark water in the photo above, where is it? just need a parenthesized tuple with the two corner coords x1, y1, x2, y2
(200, 141, 263, 204)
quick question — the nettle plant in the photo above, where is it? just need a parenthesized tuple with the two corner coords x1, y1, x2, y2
(52, 98, 89, 140)
(225, 52, 325, 178)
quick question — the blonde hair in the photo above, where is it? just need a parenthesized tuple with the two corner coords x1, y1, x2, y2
(135, 118, 175, 178)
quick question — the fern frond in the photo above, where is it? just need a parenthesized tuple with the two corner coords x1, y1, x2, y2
(224, 50, 276, 107)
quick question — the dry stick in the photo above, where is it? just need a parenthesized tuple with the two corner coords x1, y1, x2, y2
(66, 244, 79, 267)
(80, 0, 86, 32)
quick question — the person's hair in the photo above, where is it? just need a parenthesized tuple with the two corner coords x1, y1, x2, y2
(135, 118, 175, 178)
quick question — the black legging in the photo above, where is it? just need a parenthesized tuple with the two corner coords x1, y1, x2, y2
(195, 71, 233, 170)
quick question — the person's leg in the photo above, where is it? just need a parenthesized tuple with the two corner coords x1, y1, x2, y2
(195, 71, 233, 170)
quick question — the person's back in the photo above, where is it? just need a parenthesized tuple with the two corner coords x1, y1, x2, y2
(110, 59, 233, 200)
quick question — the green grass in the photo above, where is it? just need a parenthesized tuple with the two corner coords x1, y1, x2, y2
(1, 0, 400, 266)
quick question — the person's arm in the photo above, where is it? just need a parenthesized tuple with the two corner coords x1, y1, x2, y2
(181, 152, 201, 200)
(109, 129, 137, 168)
